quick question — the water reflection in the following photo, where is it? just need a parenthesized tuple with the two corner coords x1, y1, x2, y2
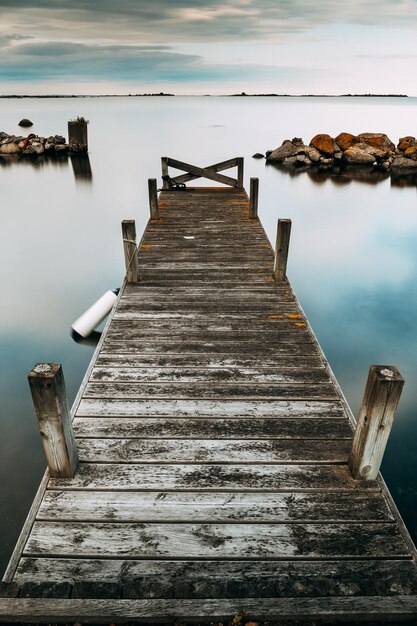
(71, 329, 101, 346)
(267, 161, 417, 187)
(0, 153, 69, 170)
(70, 153, 93, 184)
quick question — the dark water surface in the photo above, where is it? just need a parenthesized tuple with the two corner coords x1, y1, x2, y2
(1, 96, 417, 575)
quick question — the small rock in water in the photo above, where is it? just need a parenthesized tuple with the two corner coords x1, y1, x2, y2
(31, 142, 45, 155)
(18, 119, 33, 128)
(252, 153, 264, 159)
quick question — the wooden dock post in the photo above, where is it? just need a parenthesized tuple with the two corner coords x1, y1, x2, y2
(122, 220, 139, 283)
(161, 157, 169, 189)
(28, 363, 78, 478)
(249, 177, 259, 218)
(237, 157, 244, 189)
(349, 365, 404, 480)
(67, 118, 88, 153)
(148, 178, 159, 219)
(274, 219, 292, 283)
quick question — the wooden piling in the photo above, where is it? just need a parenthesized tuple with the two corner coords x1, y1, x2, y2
(122, 220, 139, 283)
(28, 363, 78, 478)
(68, 119, 88, 153)
(349, 365, 404, 480)
(161, 157, 169, 189)
(249, 177, 259, 219)
(148, 178, 159, 220)
(273, 219, 292, 283)
(237, 157, 244, 189)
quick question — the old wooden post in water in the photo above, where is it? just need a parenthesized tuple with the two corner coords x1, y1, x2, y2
(28, 363, 78, 478)
(148, 178, 159, 219)
(122, 220, 139, 283)
(68, 118, 88, 153)
(349, 365, 404, 480)
(249, 177, 259, 219)
(274, 219, 292, 283)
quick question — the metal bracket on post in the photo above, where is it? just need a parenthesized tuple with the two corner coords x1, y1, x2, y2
(28, 363, 78, 478)
(348, 365, 404, 480)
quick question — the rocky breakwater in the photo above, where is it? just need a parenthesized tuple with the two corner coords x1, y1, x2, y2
(265, 133, 417, 175)
(0, 132, 69, 156)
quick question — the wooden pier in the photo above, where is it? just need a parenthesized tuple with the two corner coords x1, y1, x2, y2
(2, 157, 417, 624)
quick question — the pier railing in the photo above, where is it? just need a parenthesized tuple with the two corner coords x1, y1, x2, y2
(161, 156, 244, 188)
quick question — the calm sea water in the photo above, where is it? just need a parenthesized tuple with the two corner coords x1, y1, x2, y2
(1, 96, 417, 576)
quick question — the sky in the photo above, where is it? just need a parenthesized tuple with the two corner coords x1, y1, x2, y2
(0, 0, 417, 95)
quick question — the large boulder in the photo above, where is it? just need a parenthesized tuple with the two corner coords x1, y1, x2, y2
(0, 142, 20, 154)
(356, 133, 395, 154)
(335, 132, 358, 151)
(31, 142, 45, 155)
(310, 134, 337, 156)
(343, 145, 376, 165)
(398, 136, 417, 152)
(266, 140, 298, 162)
(391, 156, 417, 172)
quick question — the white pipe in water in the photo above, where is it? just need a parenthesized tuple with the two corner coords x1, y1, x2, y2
(71, 289, 119, 338)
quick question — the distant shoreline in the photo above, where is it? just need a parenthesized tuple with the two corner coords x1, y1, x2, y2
(0, 93, 409, 99)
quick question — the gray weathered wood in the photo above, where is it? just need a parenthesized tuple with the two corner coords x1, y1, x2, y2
(25, 521, 407, 559)
(28, 364, 78, 478)
(274, 219, 292, 283)
(349, 365, 404, 480)
(121, 220, 139, 283)
(2, 596, 417, 624)
(237, 157, 244, 189)
(161, 156, 169, 189)
(172, 157, 239, 184)
(37, 490, 391, 523)
(249, 177, 259, 218)
(148, 178, 159, 219)
(167, 158, 238, 187)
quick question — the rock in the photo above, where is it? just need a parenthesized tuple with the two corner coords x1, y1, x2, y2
(55, 143, 69, 152)
(357, 133, 395, 153)
(0, 142, 20, 154)
(252, 153, 264, 159)
(343, 146, 376, 165)
(282, 156, 298, 167)
(266, 140, 298, 162)
(391, 156, 417, 172)
(335, 132, 358, 151)
(54, 135, 66, 145)
(291, 137, 304, 146)
(404, 147, 417, 161)
(18, 118, 33, 127)
(319, 157, 334, 166)
(398, 136, 417, 152)
(310, 134, 337, 156)
(304, 146, 321, 162)
(23, 145, 36, 155)
(296, 154, 306, 162)
(31, 142, 44, 155)
(334, 151, 343, 160)
(44, 142, 55, 152)
(265, 150, 272, 158)
(0, 132, 9, 141)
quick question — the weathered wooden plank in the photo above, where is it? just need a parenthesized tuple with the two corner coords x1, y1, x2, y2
(171, 157, 239, 184)
(25, 521, 408, 559)
(76, 399, 345, 418)
(166, 158, 238, 187)
(104, 330, 313, 343)
(3, 596, 417, 624)
(75, 438, 352, 464)
(95, 354, 325, 369)
(99, 341, 320, 355)
(37, 491, 391, 524)
(73, 417, 352, 440)
(48, 462, 377, 491)
(83, 381, 337, 400)
(89, 367, 328, 384)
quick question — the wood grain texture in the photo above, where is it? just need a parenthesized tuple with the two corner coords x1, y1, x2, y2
(8, 185, 416, 621)
(25, 521, 408, 559)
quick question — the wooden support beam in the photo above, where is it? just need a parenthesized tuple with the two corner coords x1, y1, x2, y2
(122, 220, 139, 283)
(349, 365, 404, 480)
(249, 177, 259, 218)
(273, 219, 292, 283)
(28, 364, 78, 478)
(172, 158, 239, 185)
(237, 157, 244, 189)
(148, 178, 159, 219)
(161, 157, 169, 189)
(167, 158, 238, 187)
